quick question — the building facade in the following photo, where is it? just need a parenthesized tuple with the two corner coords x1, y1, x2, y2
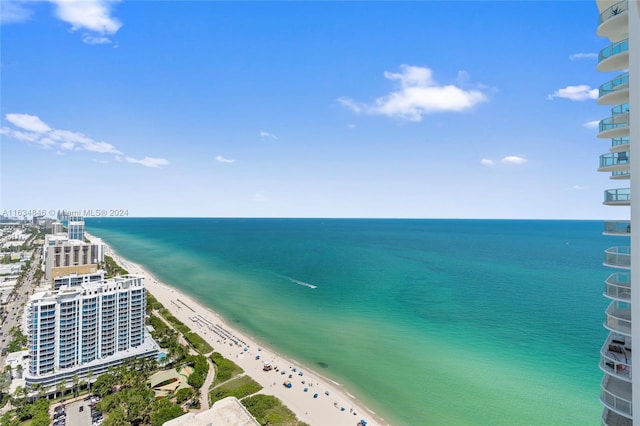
(42, 234, 104, 281)
(24, 275, 158, 390)
(596, 1, 639, 424)
(67, 215, 85, 241)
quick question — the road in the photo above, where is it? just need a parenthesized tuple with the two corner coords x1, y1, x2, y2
(0, 247, 42, 366)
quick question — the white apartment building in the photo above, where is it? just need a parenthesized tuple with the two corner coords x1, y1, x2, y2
(23, 275, 158, 391)
(595, 1, 638, 425)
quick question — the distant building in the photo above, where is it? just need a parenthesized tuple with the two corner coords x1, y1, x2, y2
(24, 275, 158, 390)
(42, 234, 104, 281)
(51, 222, 64, 234)
(67, 215, 85, 241)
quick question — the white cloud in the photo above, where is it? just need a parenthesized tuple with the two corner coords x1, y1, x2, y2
(583, 120, 600, 129)
(339, 65, 488, 122)
(125, 157, 169, 168)
(6, 113, 52, 133)
(4, 1, 122, 43)
(0, 0, 33, 24)
(47, 0, 122, 34)
(2, 112, 167, 167)
(216, 155, 236, 163)
(547, 85, 598, 101)
(501, 156, 528, 165)
(571, 185, 586, 190)
(480, 158, 495, 166)
(260, 131, 278, 140)
(81, 34, 112, 45)
(569, 53, 598, 61)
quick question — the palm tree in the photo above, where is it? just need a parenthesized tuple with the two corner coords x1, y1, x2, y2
(72, 374, 80, 398)
(56, 379, 66, 400)
(87, 370, 94, 393)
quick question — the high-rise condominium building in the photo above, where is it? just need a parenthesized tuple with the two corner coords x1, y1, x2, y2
(42, 234, 104, 281)
(24, 275, 158, 390)
(596, 1, 638, 424)
(67, 215, 85, 241)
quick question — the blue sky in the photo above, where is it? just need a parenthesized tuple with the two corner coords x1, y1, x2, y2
(0, 0, 625, 219)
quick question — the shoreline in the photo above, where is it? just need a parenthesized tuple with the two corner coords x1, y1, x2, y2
(88, 232, 387, 426)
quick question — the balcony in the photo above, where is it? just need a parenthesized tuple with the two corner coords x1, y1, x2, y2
(605, 301, 632, 335)
(604, 272, 631, 301)
(604, 246, 631, 268)
(598, 39, 629, 72)
(610, 137, 630, 153)
(599, 152, 629, 172)
(604, 221, 631, 236)
(600, 334, 632, 381)
(599, 104, 630, 139)
(599, 73, 630, 105)
(604, 189, 631, 206)
(601, 374, 632, 417)
(602, 407, 632, 426)
(597, 1, 629, 42)
(611, 170, 630, 180)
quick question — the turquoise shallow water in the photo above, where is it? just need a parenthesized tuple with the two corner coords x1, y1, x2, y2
(86, 218, 610, 425)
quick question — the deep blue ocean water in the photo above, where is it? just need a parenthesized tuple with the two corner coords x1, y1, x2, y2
(86, 218, 610, 425)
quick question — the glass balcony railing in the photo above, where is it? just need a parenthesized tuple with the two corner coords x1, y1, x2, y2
(600, 73, 629, 98)
(612, 103, 630, 115)
(604, 188, 630, 204)
(601, 374, 633, 416)
(604, 246, 631, 268)
(600, 116, 630, 134)
(612, 137, 630, 149)
(611, 170, 630, 179)
(602, 408, 632, 426)
(599, 0, 628, 24)
(604, 272, 631, 300)
(603, 221, 631, 236)
(600, 152, 629, 168)
(599, 39, 629, 63)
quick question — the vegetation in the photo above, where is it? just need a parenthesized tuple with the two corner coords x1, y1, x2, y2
(93, 360, 185, 426)
(208, 375, 262, 405)
(1, 394, 50, 425)
(6, 327, 27, 353)
(242, 394, 310, 426)
(175, 387, 198, 405)
(146, 291, 163, 313)
(184, 332, 213, 354)
(156, 308, 213, 354)
(184, 355, 208, 389)
(103, 255, 129, 278)
(211, 352, 244, 386)
(149, 399, 185, 426)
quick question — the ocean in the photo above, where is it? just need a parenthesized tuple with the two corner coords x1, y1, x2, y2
(86, 218, 610, 425)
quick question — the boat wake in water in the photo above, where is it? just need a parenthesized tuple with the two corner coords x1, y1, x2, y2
(278, 274, 318, 289)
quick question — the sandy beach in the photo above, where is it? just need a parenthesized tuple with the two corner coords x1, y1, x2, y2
(89, 234, 386, 426)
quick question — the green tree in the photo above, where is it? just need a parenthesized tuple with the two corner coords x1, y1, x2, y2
(87, 370, 94, 393)
(150, 401, 184, 426)
(56, 380, 66, 400)
(72, 374, 80, 398)
(175, 387, 196, 405)
(92, 374, 115, 398)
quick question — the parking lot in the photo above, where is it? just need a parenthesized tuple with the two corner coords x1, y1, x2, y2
(52, 396, 103, 426)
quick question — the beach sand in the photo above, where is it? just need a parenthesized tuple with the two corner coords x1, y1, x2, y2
(90, 234, 385, 426)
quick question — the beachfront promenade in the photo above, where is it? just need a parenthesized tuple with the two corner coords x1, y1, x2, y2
(92, 235, 384, 426)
